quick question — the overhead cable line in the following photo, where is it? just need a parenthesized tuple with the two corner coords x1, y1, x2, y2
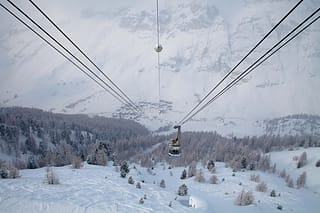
(0, 2, 126, 106)
(180, 8, 320, 125)
(28, 0, 140, 112)
(154, 0, 163, 111)
(178, 0, 303, 125)
(5, 0, 139, 112)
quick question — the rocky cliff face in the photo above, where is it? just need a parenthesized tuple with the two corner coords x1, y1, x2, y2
(0, 0, 319, 135)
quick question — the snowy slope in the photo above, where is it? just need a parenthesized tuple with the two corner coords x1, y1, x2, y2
(1, 156, 320, 212)
(0, 0, 319, 135)
(269, 147, 320, 194)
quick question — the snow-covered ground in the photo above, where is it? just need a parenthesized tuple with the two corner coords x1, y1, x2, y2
(269, 147, 320, 194)
(1, 148, 320, 212)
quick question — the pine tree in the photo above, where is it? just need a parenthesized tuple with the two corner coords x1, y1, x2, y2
(207, 160, 215, 171)
(160, 179, 166, 188)
(128, 176, 134, 184)
(241, 156, 247, 169)
(27, 156, 38, 169)
(270, 189, 276, 197)
(136, 182, 141, 189)
(180, 169, 187, 179)
(178, 184, 188, 196)
(120, 161, 129, 178)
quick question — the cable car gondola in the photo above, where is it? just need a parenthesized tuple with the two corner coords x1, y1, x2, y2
(168, 125, 181, 157)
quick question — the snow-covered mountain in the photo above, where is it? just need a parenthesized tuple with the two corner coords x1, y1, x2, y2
(0, 0, 319, 135)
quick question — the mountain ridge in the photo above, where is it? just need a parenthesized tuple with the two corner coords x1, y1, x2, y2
(0, 0, 319, 135)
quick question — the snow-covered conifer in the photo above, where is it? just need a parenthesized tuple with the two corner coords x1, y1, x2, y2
(178, 184, 188, 196)
(136, 182, 141, 189)
(128, 176, 134, 184)
(207, 160, 215, 171)
(180, 169, 187, 179)
(160, 179, 166, 188)
(139, 198, 144, 204)
(270, 189, 276, 197)
(120, 161, 129, 178)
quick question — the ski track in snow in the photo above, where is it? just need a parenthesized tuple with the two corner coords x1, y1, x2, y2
(0, 148, 320, 212)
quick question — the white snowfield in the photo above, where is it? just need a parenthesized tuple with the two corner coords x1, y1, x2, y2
(269, 147, 320, 194)
(1, 148, 320, 213)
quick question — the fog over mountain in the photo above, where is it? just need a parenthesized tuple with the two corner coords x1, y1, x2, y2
(0, 0, 319, 136)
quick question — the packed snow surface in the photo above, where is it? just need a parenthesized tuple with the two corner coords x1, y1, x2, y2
(0, 148, 320, 212)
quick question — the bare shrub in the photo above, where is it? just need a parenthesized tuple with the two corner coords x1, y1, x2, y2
(0, 159, 5, 168)
(46, 167, 59, 184)
(287, 178, 294, 188)
(292, 156, 299, 161)
(258, 155, 270, 171)
(296, 171, 306, 189)
(194, 169, 205, 183)
(8, 167, 20, 178)
(270, 189, 276, 197)
(249, 174, 260, 182)
(210, 175, 218, 184)
(210, 167, 216, 173)
(12, 159, 27, 170)
(256, 181, 268, 192)
(230, 159, 242, 171)
(297, 152, 307, 168)
(271, 163, 277, 174)
(188, 161, 197, 178)
(0, 164, 20, 179)
(234, 190, 254, 206)
(71, 155, 82, 169)
(279, 169, 286, 179)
